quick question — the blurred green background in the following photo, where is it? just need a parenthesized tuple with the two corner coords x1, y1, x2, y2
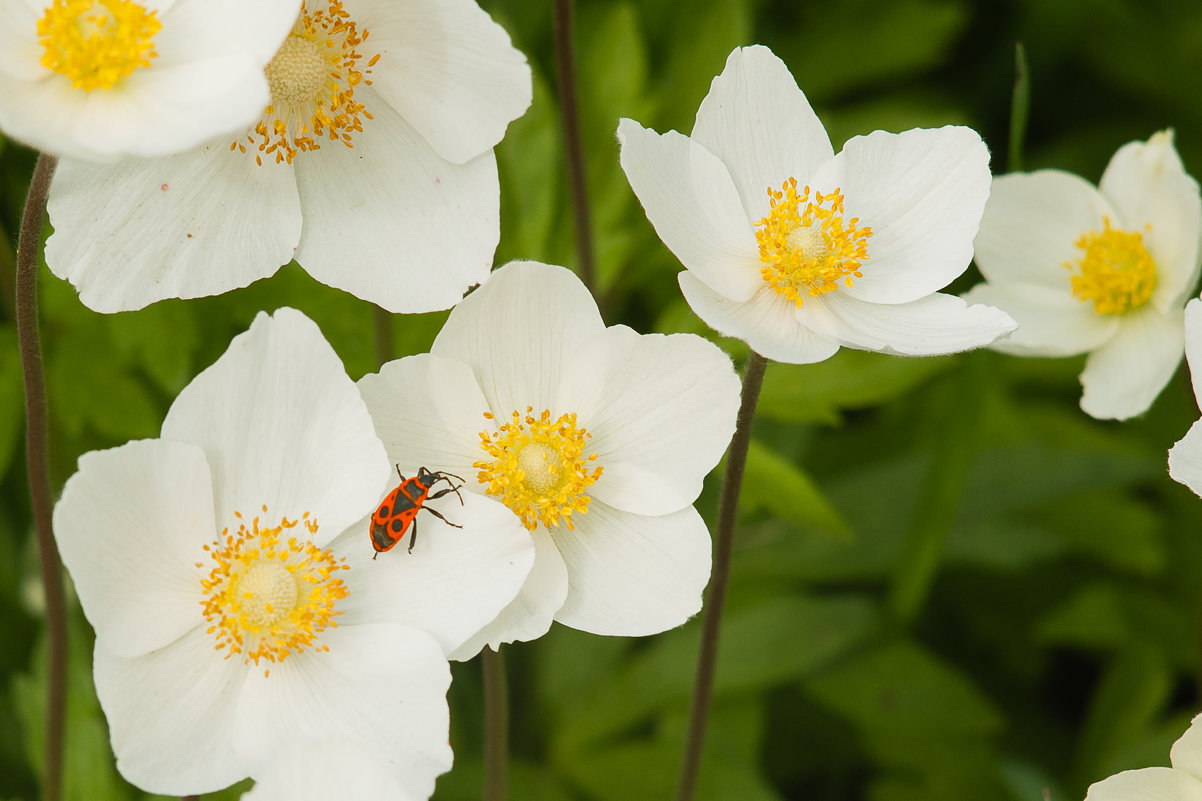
(4, 0, 1202, 798)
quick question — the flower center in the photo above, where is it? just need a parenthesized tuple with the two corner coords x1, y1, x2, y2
(1066, 217, 1157, 315)
(37, 0, 161, 92)
(199, 509, 348, 676)
(232, 0, 379, 166)
(474, 408, 603, 531)
(755, 178, 872, 307)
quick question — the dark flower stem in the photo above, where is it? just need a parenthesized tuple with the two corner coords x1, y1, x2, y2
(372, 304, 394, 365)
(674, 351, 767, 801)
(483, 645, 509, 801)
(17, 153, 66, 801)
(552, 0, 597, 295)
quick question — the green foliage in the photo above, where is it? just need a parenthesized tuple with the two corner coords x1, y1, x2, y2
(3, 0, 1202, 799)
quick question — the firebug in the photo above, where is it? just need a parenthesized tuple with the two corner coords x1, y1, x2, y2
(370, 465, 465, 558)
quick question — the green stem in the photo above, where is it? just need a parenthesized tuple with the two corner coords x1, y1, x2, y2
(17, 153, 66, 801)
(372, 304, 394, 365)
(483, 645, 508, 801)
(674, 351, 767, 801)
(552, 0, 597, 295)
(1008, 41, 1030, 173)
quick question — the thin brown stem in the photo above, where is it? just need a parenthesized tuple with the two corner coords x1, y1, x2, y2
(552, 0, 596, 294)
(482, 646, 509, 801)
(17, 153, 65, 801)
(372, 304, 394, 365)
(674, 351, 767, 801)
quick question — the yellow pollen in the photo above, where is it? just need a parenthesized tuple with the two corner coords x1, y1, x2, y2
(1066, 217, 1157, 315)
(755, 178, 872, 307)
(475, 407, 603, 531)
(232, 0, 379, 166)
(37, 0, 161, 92)
(198, 508, 348, 675)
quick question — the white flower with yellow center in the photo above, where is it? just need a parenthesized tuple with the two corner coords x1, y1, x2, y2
(1083, 712, 1202, 801)
(52, 308, 535, 796)
(358, 261, 742, 657)
(43, 0, 532, 313)
(964, 130, 1202, 420)
(0, 0, 299, 161)
(616, 45, 1016, 365)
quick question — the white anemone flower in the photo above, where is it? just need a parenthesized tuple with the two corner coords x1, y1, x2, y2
(964, 130, 1202, 420)
(44, 0, 532, 313)
(0, 0, 299, 161)
(52, 308, 535, 796)
(358, 261, 742, 658)
(1084, 712, 1202, 801)
(1169, 299, 1202, 493)
(242, 740, 419, 801)
(616, 45, 1015, 365)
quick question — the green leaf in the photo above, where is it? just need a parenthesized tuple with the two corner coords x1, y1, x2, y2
(740, 439, 851, 538)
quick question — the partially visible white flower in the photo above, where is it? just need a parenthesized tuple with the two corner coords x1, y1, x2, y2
(45, 0, 533, 313)
(53, 308, 534, 796)
(617, 45, 1015, 365)
(1169, 299, 1202, 493)
(359, 261, 742, 658)
(0, 0, 298, 161)
(243, 740, 419, 801)
(1084, 712, 1202, 801)
(964, 130, 1202, 420)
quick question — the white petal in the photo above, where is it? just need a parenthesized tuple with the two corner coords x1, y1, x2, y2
(448, 526, 568, 660)
(161, 309, 391, 543)
(53, 440, 210, 658)
(354, 0, 531, 163)
(1085, 767, 1202, 801)
(1099, 131, 1202, 312)
(813, 126, 990, 305)
(960, 282, 1118, 357)
(690, 45, 833, 222)
(0, 3, 41, 82)
(358, 353, 494, 482)
(0, 57, 268, 162)
(293, 87, 498, 313)
(94, 630, 251, 796)
(431, 261, 605, 415)
(558, 326, 740, 516)
(235, 623, 452, 799)
(616, 119, 762, 301)
(158, 0, 297, 65)
(974, 170, 1113, 290)
(1172, 713, 1202, 781)
(678, 272, 840, 364)
(332, 492, 536, 657)
(45, 144, 301, 312)
(553, 501, 711, 636)
(1169, 421, 1202, 498)
(1186, 298, 1202, 404)
(243, 740, 418, 801)
(801, 291, 1016, 356)
(1080, 307, 1185, 420)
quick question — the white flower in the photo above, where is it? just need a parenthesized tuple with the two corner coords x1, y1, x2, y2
(52, 308, 535, 796)
(44, 0, 533, 313)
(1084, 712, 1202, 801)
(1169, 299, 1202, 493)
(0, 0, 298, 161)
(242, 740, 419, 801)
(358, 261, 742, 658)
(616, 45, 1015, 365)
(964, 130, 1202, 420)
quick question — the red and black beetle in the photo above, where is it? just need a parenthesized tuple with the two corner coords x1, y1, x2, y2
(370, 466, 465, 558)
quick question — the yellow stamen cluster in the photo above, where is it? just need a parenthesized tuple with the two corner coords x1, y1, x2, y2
(198, 508, 348, 677)
(475, 408, 603, 531)
(232, 0, 379, 166)
(37, 0, 161, 92)
(755, 178, 873, 306)
(1066, 217, 1157, 315)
